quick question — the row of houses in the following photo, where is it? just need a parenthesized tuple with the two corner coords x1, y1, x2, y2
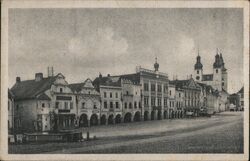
(8, 61, 230, 134)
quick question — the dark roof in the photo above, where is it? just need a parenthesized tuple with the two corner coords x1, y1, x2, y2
(194, 55, 203, 70)
(169, 79, 191, 89)
(11, 76, 57, 101)
(8, 89, 14, 99)
(202, 74, 213, 81)
(93, 76, 121, 88)
(93, 73, 140, 89)
(237, 87, 244, 94)
(119, 73, 140, 84)
(68, 83, 84, 93)
(37, 93, 51, 100)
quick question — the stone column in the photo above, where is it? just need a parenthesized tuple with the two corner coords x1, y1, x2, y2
(97, 118, 100, 125)
(87, 119, 90, 127)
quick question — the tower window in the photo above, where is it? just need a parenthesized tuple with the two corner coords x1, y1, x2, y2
(196, 76, 200, 80)
(216, 69, 218, 73)
(197, 70, 199, 74)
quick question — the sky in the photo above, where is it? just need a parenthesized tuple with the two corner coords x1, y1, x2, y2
(8, 8, 243, 94)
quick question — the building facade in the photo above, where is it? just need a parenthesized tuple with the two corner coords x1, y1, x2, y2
(171, 78, 202, 116)
(11, 72, 77, 132)
(69, 78, 101, 127)
(93, 74, 123, 125)
(8, 89, 15, 134)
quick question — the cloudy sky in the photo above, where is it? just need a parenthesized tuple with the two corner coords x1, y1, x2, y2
(9, 8, 243, 94)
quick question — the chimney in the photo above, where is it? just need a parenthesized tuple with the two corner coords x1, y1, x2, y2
(99, 72, 102, 79)
(35, 73, 43, 81)
(107, 74, 110, 77)
(16, 77, 21, 83)
(47, 66, 54, 77)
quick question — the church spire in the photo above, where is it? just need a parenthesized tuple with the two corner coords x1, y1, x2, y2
(194, 48, 203, 70)
(154, 57, 159, 72)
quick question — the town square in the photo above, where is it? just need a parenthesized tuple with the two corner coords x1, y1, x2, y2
(5, 7, 246, 155)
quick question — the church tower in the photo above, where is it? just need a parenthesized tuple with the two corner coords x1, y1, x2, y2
(220, 53, 228, 91)
(212, 49, 227, 91)
(194, 50, 203, 82)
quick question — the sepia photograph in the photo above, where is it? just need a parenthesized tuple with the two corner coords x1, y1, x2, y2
(1, 0, 249, 160)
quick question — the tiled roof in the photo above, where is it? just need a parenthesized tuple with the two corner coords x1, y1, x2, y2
(169, 79, 189, 89)
(202, 74, 213, 81)
(93, 73, 140, 89)
(37, 93, 51, 100)
(237, 87, 244, 94)
(68, 83, 84, 93)
(11, 76, 57, 101)
(8, 89, 14, 99)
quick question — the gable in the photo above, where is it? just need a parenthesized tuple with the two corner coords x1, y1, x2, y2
(83, 78, 94, 88)
(54, 74, 68, 85)
(187, 78, 200, 89)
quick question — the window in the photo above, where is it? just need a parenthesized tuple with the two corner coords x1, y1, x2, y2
(144, 97, 149, 106)
(157, 85, 162, 92)
(144, 83, 149, 91)
(129, 102, 132, 109)
(139, 102, 141, 108)
(158, 98, 161, 106)
(104, 92, 107, 98)
(60, 88, 63, 93)
(134, 102, 137, 108)
(55, 102, 59, 109)
(179, 93, 181, 98)
(42, 103, 45, 108)
(169, 90, 172, 96)
(164, 98, 167, 106)
(164, 85, 168, 93)
(116, 92, 118, 98)
(110, 102, 113, 109)
(216, 69, 218, 73)
(124, 102, 127, 109)
(110, 92, 112, 98)
(136, 92, 137, 95)
(116, 102, 119, 109)
(94, 103, 97, 109)
(88, 91, 90, 95)
(82, 102, 85, 109)
(151, 84, 155, 91)
(104, 101, 107, 109)
(64, 102, 68, 109)
(8, 102, 10, 111)
(151, 97, 155, 106)
(126, 91, 129, 95)
(70, 102, 73, 109)
(197, 70, 199, 74)
(170, 101, 171, 107)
